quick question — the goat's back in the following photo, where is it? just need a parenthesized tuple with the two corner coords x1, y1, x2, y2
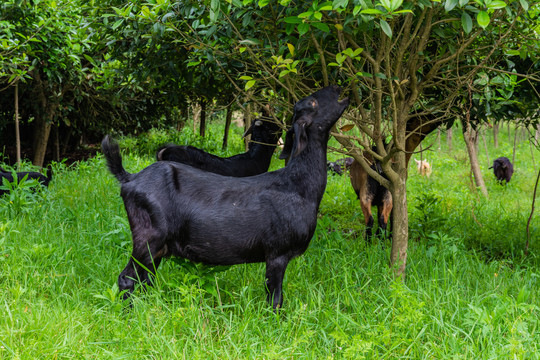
(492, 156, 514, 182)
(119, 161, 320, 265)
(350, 156, 389, 207)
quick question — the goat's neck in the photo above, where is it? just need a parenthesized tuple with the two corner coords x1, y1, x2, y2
(287, 133, 329, 199)
(248, 142, 276, 162)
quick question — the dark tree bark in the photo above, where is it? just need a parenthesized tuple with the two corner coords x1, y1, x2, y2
(222, 103, 233, 150)
(243, 101, 253, 152)
(53, 125, 60, 161)
(462, 120, 488, 197)
(15, 82, 21, 165)
(447, 127, 453, 151)
(199, 99, 207, 137)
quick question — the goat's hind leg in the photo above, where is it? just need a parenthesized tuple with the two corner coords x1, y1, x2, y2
(118, 233, 167, 301)
(361, 200, 375, 240)
(376, 206, 392, 239)
(265, 256, 290, 310)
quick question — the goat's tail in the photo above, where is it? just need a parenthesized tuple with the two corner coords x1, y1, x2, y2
(101, 135, 130, 183)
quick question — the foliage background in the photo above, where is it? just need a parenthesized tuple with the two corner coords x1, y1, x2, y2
(0, 120, 538, 358)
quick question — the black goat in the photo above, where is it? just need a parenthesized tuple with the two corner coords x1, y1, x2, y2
(327, 157, 354, 175)
(0, 167, 52, 195)
(349, 154, 392, 239)
(102, 86, 349, 309)
(156, 117, 282, 177)
(489, 157, 514, 184)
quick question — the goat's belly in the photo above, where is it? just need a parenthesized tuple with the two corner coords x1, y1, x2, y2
(168, 241, 266, 266)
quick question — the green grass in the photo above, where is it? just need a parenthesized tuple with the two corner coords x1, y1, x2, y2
(0, 122, 539, 359)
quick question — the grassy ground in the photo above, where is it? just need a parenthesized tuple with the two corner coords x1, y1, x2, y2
(0, 122, 538, 359)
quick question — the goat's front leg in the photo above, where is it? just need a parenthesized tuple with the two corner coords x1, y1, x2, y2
(265, 256, 289, 310)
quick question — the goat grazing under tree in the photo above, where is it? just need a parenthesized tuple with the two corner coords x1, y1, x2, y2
(101, 86, 349, 309)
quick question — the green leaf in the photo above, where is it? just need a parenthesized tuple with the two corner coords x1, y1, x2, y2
(487, 0, 506, 9)
(380, 19, 392, 38)
(111, 19, 124, 30)
(333, 0, 349, 8)
(519, 0, 529, 10)
(389, 0, 403, 11)
(360, 8, 384, 14)
(461, 12, 472, 33)
(245, 79, 256, 90)
(283, 16, 302, 24)
(312, 22, 330, 32)
(83, 54, 97, 67)
(279, 69, 290, 77)
(258, 0, 270, 7)
(380, 0, 392, 10)
(459, 0, 468, 6)
(319, 5, 334, 11)
(477, 11, 490, 28)
(444, 0, 458, 12)
(298, 23, 310, 35)
(298, 11, 313, 18)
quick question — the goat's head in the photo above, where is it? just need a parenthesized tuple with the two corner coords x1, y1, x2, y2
(280, 85, 349, 159)
(243, 117, 283, 146)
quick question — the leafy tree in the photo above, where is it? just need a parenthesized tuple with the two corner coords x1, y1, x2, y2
(0, 0, 186, 166)
(142, 0, 540, 279)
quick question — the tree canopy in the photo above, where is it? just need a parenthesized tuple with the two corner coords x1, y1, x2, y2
(1, 0, 539, 277)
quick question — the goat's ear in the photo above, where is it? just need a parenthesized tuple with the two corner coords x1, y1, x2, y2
(242, 120, 261, 138)
(279, 127, 295, 160)
(279, 115, 313, 160)
(291, 117, 312, 157)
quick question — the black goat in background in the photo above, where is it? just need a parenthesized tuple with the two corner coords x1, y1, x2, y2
(156, 117, 282, 177)
(0, 167, 52, 195)
(102, 86, 349, 309)
(489, 157, 514, 184)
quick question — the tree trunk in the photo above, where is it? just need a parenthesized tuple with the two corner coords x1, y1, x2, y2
(61, 127, 72, 155)
(192, 102, 201, 133)
(493, 122, 499, 148)
(54, 125, 60, 161)
(199, 99, 207, 137)
(447, 127, 453, 151)
(14, 82, 21, 166)
(535, 123, 540, 146)
(462, 121, 488, 197)
(222, 103, 233, 150)
(177, 106, 187, 132)
(32, 118, 52, 167)
(513, 127, 518, 165)
(32, 69, 55, 167)
(481, 130, 490, 168)
(244, 102, 253, 152)
(389, 151, 409, 281)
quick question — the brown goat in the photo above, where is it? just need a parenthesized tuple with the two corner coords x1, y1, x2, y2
(349, 152, 392, 239)
(349, 112, 443, 239)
